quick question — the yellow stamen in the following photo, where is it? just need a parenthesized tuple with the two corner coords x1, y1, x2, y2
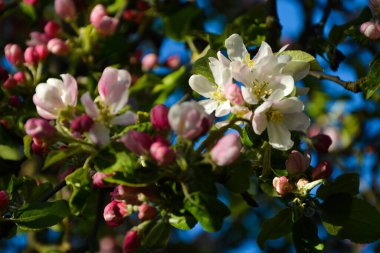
(252, 80, 272, 98)
(245, 54, 254, 68)
(267, 110, 284, 123)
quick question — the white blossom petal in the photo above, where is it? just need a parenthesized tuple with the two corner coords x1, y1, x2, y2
(273, 97, 304, 114)
(225, 34, 248, 61)
(230, 61, 254, 86)
(273, 75, 294, 96)
(199, 99, 218, 114)
(217, 51, 230, 67)
(284, 112, 310, 132)
(267, 122, 293, 150)
(111, 111, 138, 126)
(89, 122, 110, 146)
(241, 86, 258, 105)
(80, 92, 100, 119)
(189, 75, 214, 98)
(252, 41, 273, 65)
(215, 101, 231, 117)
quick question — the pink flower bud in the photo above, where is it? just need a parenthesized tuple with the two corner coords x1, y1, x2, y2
(8, 95, 22, 108)
(150, 140, 175, 165)
(360, 21, 380, 40)
(312, 161, 332, 180)
(44, 21, 61, 38)
(55, 0, 76, 20)
(4, 44, 23, 65)
(141, 53, 158, 71)
(210, 133, 242, 166)
(111, 185, 141, 205)
(103, 200, 128, 227)
(31, 137, 47, 155)
(92, 172, 114, 188)
(23, 0, 38, 5)
(70, 114, 94, 134)
(138, 203, 157, 221)
(168, 101, 214, 140)
(312, 134, 332, 154)
(285, 150, 310, 175)
(13, 72, 26, 84)
(27, 32, 49, 46)
(25, 118, 56, 140)
(166, 54, 181, 69)
(35, 45, 48, 61)
(90, 4, 118, 36)
(150, 104, 170, 130)
(121, 130, 153, 155)
(100, 237, 120, 253)
(24, 47, 39, 65)
(0, 191, 10, 212)
(47, 38, 69, 55)
(273, 176, 292, 195)
(123, 230, 141, 253)
(225, 83, 244, 105)
(3, 76, 17, 89)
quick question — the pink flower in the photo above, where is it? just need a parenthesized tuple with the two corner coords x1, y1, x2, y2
(273, 176, 293, 195)
(168, 101, 214, 140)
(312, 161, 332, 180)
(55, 0, 76, 20)
(285, 150, 310, 175)
(360, 21, 380, 40)
(90, 4, 118, 36)
(44, 21, 61, 38)
(92, 172, 114, 188)
(138, 203, 157, 221)
(123, 230, 141, 253)
(150, 104, 170, 130)
(4, 44, 23, 65)
(24, 47, 40, 65)
(0, 191, 10, 212)
(150, 139, 175, 165)
(210, 133, 242, 166)
(103, 200, 128, 227)
(47, 38, 69, 55)
(121, 130, 153, 155)
(24, 118, 56, 140)
(225, 83, 244, 105)
(33, 74, 77, 119)
(141, 53, 158, 71)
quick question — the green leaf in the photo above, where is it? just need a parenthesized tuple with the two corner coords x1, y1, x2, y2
(0, 126, 23, 161)
(224, 165, 253, 193)
(191, 49, 217, 83)
(153, 66, 186, 104)
(184, 192, 230, 232)
(142, 220, 172, 250)
(240, 124, 258, 148)
(19, 3, 36, 21)
(103, 169, 161, 187)
(361, 54, 380, 99)
(163, 6, 203, 41)
(65, 168, 91, 215)
(43, 146, 84, 169)
(280, 50, 322, 71)
(293, 217, 324, 253)
(13, 200, 70, 230)
(317, 173, 359, 200)
(168, 214, 197, 230)
(23, 135, 32, 159)
(322, 197, 380, 243)
(257, 208, 292, 249)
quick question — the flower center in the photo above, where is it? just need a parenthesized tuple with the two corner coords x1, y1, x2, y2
(212, 87, 226, 101)
(252, 80, 272, 99)
(245, 54, 254, 68)
(267, 110, 284, 123)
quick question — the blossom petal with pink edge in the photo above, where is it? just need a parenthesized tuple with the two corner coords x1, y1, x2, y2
(225, 34, 248, 61)
(61, 74, 77, 106)
(80, 92, 99, 119)
(111, 111, 137, 126)
(89, 122, 110, 146)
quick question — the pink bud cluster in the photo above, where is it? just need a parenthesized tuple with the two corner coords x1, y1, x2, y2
(90, 4, 119, 36)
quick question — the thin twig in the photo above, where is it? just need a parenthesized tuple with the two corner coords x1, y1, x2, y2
(39, 181, 67, 202)
(308, 70, 365, 93)
(241, 192, 259, 208)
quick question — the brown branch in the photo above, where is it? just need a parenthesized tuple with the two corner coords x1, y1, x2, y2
(308, 70, 365, 93)
(39, 180, 67, 202)
(241, 192, 259, 208)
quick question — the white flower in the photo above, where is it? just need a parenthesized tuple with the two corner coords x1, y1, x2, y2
(189, 52, 233, 117)
(252, 90, 310, 150)
(33, 74, 77, 119)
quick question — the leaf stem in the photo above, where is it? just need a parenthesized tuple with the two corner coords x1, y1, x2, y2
(308, 70, 364, 93)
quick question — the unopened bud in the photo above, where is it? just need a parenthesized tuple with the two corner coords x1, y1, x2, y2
(121, 130, 153, 155)
(92, 172, 114, 188)
(122, 230, 141, 253)
(47, 38, 69, 55)
(225, 83, 244, 105)
(3, 76, 17, 89)
(285, 150, 310, 175)
(4, 44, 23, 65)
(103, 200, 128, 227)
(312, 161, 332, 180)
(211, 133, 242, 166)
(24, 47, 39, 65)
(55, 0, 76, 20)
(111, 185, 141, 205)
(44, 21, 61, 38)
(141, 53, 158, 71)
(35, 45, 48, 61)
(312, 134, 332, 154)
(150, 104, 170, 130)
(166, 54, 181, 69)
(70, 114, 93, 134)
(360, 21, 380, 40)
(273, 176, 292, 195)
(13, 72, 26, 84)
(24, 118, 56, 140)
(24, 0, 38, 4)
(138, 203, 157, 221)
(150, 139, 175, 165)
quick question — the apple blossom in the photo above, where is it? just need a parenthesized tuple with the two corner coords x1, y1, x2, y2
(312, 161, 332, 180)
(47, 38, 69, 55)
(55, 0, 76, 20)
(150, 104, 170, 130)
(123, 230, 141, 253)
(138, 203, 157, 221)
(189, 52, 233, 117)
(24, 118, 56, 140)
(252, 90, 310, 150)
(44, 21, 60, 38)
(103, 200, 128, 227)
(121, 130, 153, 155)
(4, 44, 23, 65)
(210, 133, 242, 166)
(285, 150, 310, 174)
(273, 176, 292, 195)
(360, 21, 380, 40)
(33, 74, 78, 119)
(90, 4, 118, 36)
(150, 139, 175, 165)
(168, 101, 213, 139)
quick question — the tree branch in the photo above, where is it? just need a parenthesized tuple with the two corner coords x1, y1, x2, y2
(308, 70, 365, 93)
(39, 180, 67, 202)
(241, 192, 259, 208)
(266, 0, 282, 51)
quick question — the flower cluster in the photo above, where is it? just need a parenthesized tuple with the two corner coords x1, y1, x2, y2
(189, 34, 310, 150)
